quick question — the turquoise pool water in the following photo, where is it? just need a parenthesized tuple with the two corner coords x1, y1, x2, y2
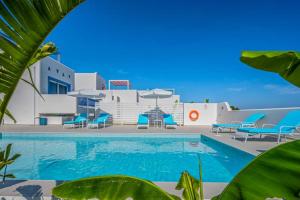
(0, 133, 254, 182)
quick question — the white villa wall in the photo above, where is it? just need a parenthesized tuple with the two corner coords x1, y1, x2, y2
(3, 57, 77, 125)
(183, 103, 218, 125)
(40, 57, 74, 94)
(101, 90, 138, 103)
(99, 102, 184, 125)
(217, 102, 300, 126)
(4, 65, 39, 124)
(75, 73, 105, 91)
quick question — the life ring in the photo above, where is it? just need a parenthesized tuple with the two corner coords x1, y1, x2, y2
(189, 110, 199, 121)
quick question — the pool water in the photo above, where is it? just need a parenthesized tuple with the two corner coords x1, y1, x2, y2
(0, 133, 254, 182)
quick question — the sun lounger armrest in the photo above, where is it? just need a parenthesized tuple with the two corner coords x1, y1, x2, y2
(262, 124, 276, 128)
(241, 123, 255, 128)
(279, 126, 297, 133)
(232, 121, 242, 124)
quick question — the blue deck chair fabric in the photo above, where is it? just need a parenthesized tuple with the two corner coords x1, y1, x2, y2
(137, 114, 149, 129)
(238, 110, 300, 143)
(89, 113, 111, 124)
(163, 114, 177, 128)
(63, 114, 87, 127)
(212, 113, 265, 134)
(137, 114, 149, 125)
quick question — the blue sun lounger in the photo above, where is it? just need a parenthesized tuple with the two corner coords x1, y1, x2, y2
(212, 113, 265, 135)
(237, 110, 300, 143)
(63, 113, 87, 128)
(88, 113, 112, 128)
(163, 114, 177, 129)
(137, 114, 149, 129)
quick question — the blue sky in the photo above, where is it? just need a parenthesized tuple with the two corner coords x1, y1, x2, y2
(46, 0, 300, 109)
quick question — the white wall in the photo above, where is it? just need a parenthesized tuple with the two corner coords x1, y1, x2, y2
(4, 66, 38, 124)
(217, 103, 300, 126)
(99, 102, 184, 125)
(36, 95, 77, 114)
(101, 90, 138, 103)
(3, 57, 77, 125)
(40, 57, 75, 93)
(183, 103, 218, 125)
(75, 73, 105, 91)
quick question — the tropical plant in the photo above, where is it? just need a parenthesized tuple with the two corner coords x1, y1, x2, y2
(52, 162, 204, 200)
(230, 106, 239, 110)
(0, 0, 85, 124)
(176, 172, 201, 200)
(52, 175, 179, 200)
(0, 143, 21, 182)
(241, 51, 300, 88)
(212, 140, 300, 200)
(204, 99, 209, 103)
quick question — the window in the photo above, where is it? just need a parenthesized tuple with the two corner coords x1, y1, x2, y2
(59, 84, 67, 94)
(56, 69, 59, 74)
(112, 96, 114, 101)
(62, 73, 65, 77)
(68, 75, 71, 78)
(48, 81, 58, 94)
(48, 76, 71, 94)
(48, 66, 51, 71)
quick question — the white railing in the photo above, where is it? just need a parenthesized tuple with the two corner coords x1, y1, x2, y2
(98, 102, 184, 125)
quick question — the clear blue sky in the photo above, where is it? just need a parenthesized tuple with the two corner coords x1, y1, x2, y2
(46, 0, 300, 109)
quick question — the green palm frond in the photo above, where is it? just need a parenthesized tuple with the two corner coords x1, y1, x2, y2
(0, 0, 85, 123)
(0, 99, 16, 123)
(241, 51, 300, 88)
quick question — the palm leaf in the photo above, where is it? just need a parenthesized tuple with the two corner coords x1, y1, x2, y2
(213, 140, 300, 200)
(52, 175, 177, 200)
(176, 171, 200, 200)
(241, 51, 300, 88)
(0, 0, 84, 122)
(0, 99, 16, 123)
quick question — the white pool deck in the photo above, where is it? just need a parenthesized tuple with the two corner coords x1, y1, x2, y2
(0, 124, 297, 199)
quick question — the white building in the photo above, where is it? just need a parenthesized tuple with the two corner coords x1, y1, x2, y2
(3, 57, 105, 125)
(3, 57, 180, 125)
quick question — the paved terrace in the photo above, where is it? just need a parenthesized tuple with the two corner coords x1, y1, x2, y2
(0, 124, 296, 199)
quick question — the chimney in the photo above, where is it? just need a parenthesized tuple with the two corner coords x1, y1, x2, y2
(56, 53, 61, 62)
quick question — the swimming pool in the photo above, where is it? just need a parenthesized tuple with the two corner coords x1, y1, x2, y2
(0, 133, 254, 182)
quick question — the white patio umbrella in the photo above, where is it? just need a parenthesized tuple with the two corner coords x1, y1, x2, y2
(139, 89, 172, 120)
(68, 90, 105, 117)
(139, 89, 172, 107)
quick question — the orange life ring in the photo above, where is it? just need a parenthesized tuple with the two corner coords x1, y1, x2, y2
(189, 110, 199, 121)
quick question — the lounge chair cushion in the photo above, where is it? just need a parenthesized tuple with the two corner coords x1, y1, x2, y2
(64, 121, 75, 125)
(163, 114, 177, 125)
(137, 115, 149, 125)
(213, 124, 241, 128)
(238, 127, 293, 135)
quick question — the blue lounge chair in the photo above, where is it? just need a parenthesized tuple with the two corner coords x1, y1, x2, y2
(63, 113, 87, 128)
(88, 113, 112, 129)
(212, 113, 265, 135)
(163, 114, 177, 129)
(137, 114, 149, 129)
(237, 110, 300, 143)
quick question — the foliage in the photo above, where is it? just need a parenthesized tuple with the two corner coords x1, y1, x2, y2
(52, 175, 178, 200)
(204, 99, 209, 103)
(241, 51, 300, 88)
(0, 144, 21, 182)
(176, 171, 201, 200)
(53, 159, 204, 200)
(212, 140, 300, 200)
(0, 0, 85, 123)
(230, 106, 239, 110)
